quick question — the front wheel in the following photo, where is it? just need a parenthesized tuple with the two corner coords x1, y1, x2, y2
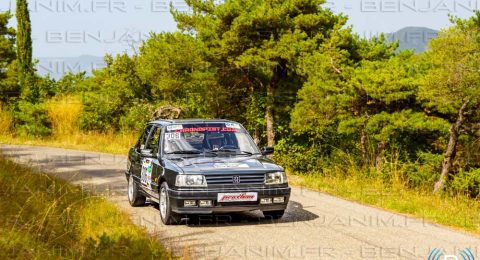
(159, 182, 181, 225)
(128, 175, 146, 207)
(263, 210, 285, 219)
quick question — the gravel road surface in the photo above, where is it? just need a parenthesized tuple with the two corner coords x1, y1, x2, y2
(1, 144, 479, 260)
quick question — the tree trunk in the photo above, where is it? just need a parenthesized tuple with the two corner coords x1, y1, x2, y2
(254, 127, 260, 145)
(266, 83, 275, 146)
(375, 141, 386, 172)
(360, 128, 368, 164)
(360, 113, 370, 165)
(433, 99, 470, 194)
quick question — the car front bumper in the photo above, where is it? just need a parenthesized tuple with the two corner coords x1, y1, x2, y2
(168, 186, 291, 214)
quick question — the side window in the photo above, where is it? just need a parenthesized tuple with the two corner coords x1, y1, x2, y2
(145, 126, 162, 154)
(136, 125, 152, 150)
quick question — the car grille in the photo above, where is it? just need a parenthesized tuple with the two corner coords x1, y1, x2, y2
(205, 173, 265, 186)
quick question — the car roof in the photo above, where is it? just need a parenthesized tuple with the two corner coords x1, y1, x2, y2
(148, 119, 238, 126)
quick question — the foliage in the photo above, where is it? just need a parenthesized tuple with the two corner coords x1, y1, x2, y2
(136, 32, 220, 118)
(119, 102, 153, 132)
(15, 0, 35, 101)
(174, 0, 351, 145)
(13, 101, 52, 137)
(420, 12, 480, 192)
(0, 11, 18, 102)
(451, 168, 480, 198)
(79, 54, 151, 132)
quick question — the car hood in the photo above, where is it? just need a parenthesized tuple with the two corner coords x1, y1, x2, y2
(166, 155, 283, 173)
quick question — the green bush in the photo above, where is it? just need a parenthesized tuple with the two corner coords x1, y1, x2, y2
(274, 138, 326, 173)
(14, 101, 52, 137)
(402, 152, 443, 189)
(451, 168, 480, 198)
(79, 92, 123, 132)
(119, 103, 152, 132)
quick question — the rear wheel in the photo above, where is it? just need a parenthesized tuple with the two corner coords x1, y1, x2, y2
(263, 210, 285, 219)
(128, 175, 146, 207)
(159, 182, 181, 225)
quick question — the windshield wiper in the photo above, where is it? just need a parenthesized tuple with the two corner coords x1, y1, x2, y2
(210, 149, 257, 156)
(166, 150, 202, 154)
(202, 150, 218, 156)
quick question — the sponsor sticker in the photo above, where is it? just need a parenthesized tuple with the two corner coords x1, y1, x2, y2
(225, 122, 241, 129)
(218, 192, 258, 202)
(140, 158, 153, 188)
(213, 163, 249, 168)
(175, 127, 239, 133)
(167, 124, 183, 131)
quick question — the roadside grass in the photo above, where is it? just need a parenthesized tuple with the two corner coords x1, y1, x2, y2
(0, 131, 136, 155)
(0, 104, 13, 135)
(0, 156, 173, 259)
(288, 171, 480, 235)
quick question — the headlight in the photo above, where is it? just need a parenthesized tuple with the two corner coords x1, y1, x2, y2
(265, 172, 287, 185)
(175, 175, 207, 187)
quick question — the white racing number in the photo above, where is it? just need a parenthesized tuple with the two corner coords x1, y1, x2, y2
(165, 132, 181, 140)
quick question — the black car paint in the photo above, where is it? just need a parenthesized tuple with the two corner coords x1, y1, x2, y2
(125, 120, 291, 214)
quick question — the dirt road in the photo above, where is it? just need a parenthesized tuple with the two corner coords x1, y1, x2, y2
(1, 144, 479, 259)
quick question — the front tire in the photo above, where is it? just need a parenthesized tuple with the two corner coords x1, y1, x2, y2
(263, 210, 285, 219)
(128, 175, 146, 207)
(159, 182, 181, 225)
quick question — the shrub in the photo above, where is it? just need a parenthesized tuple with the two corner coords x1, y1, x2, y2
(13, 101, 52, 137)
(451, 168, 480, 198)
(274, 138, 325, 173)
(79, 92, 122, 132)
(119, 103, 152, 132)
(403, 152, 443, 189)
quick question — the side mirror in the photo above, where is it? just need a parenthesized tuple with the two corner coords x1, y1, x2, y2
(261, 146, 274, 155)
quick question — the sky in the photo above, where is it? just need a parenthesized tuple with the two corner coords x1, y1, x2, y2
(1, 0, 479, 75)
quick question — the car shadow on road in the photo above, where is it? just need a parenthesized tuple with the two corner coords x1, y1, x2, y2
(149, 200, 318, 227)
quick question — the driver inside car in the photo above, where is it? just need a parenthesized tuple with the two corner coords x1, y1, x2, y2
(205, 133, 225, 151)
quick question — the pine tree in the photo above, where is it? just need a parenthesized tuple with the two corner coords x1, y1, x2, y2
(174, 0, 346, 146)
(16, 0, 34, 101)
(421, 12, 480, 193)
(0, 11, 17, 101)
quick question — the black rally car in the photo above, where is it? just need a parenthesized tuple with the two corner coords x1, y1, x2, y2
(125, 119, 291, 224)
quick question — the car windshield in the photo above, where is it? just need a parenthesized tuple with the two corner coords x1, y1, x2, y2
(163, 122, 260, 156)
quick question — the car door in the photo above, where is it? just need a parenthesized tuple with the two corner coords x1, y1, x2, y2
(130, 124, 153, 181)
(140, 125, 164, 197)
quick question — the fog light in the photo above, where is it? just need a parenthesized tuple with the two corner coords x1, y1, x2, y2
(273, 197, 285, 203)
(260, 198, 273, 204)
(199, 200, 212, 207)
(184, 200, 197, 207)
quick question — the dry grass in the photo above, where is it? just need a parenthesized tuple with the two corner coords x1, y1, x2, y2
(47, 96, 83, 136)
(0, 155, 173, 259)
(0, 104, 13, 135)
(288, 168, 480, 235)
(0, 131, 137, 155)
